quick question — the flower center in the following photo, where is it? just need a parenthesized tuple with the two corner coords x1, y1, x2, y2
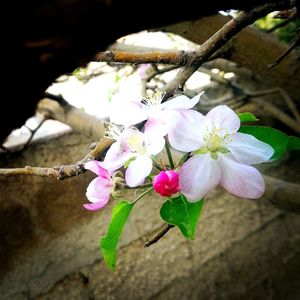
(127, 135, 146, 155)
(194, 126, 230, 159)
(142, 91, 164, 107)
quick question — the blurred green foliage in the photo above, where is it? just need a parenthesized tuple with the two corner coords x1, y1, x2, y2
(255, 13, 300, 43)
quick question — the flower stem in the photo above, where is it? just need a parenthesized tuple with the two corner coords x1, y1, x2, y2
(164, 137, 174, 169)
(124, 183, 153, 189)
(133, 187, 154, 203)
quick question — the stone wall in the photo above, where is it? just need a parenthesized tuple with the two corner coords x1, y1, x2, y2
(0, 132, 300, 300)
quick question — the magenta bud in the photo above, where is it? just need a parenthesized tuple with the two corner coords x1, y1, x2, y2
(153, 170, 179, 197)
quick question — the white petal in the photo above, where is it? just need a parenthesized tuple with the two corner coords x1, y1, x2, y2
(110, 100, 147, 126)
(125, 155, 153, 187)
(145, 134, 165, 155)
(179, 154, 221, 202)
(168, 110, 205, 152)
(160, 94, 200, 110)
(206, 105, 240, 133)
(218, 155, 265, 199)
(228, 132, 274, 165)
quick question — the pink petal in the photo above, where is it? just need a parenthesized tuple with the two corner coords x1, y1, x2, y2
(179, 154, 221, 202)
(218, 154, 265, 199)
(101, 142, 134, 171)
(86, 177, 113, 201)
(168, 110, 205, 152)
(160, 94, 200, 110)
(228, 132, 274, 165)
(144, 117, 168, 138)
(206, 105, 240, 133)
(125, 155, 153, 187)
(84, 160, 110, 178)
(110, 100, 147, 126)
(83, 198, 109, 211)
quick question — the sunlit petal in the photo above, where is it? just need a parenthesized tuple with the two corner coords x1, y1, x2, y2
(179, 154, 221, 202)
(125, 155, 153, 187)
(145, 134, 165, 155)
(110, 100, 147, 126)
(219, 154, 265, 199)
(228, 132, 274, 165)
(206, 105, 240, 133)
(168, 110, 205, 152)
(160, 94, 200, 110)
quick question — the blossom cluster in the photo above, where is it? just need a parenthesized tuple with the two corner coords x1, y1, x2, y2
(84, 93, 274, 210)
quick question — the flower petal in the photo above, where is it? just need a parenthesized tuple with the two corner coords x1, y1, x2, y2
(110, 100, 147, 126)
(218, 154, 265, 199)
(83, 198, 109, 211)
(101, 142, 134, 171)
(179, 154, 221, 202)
(125, 155, 153, 187)
(228, 132, 274, 165)
(144, 134, 165, 155)
(86, 177, 113, 201)
(168, 110, 205, 152)
(160, 93, 200, 110)
(206, 105, 240, 133)
(144, 117, 168, 138)
(84, 160, 110, 178)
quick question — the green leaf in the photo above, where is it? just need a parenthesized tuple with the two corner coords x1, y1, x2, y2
(239, 126, 289, 160)
(238, 112, 258, 122)
(287, 136, 300, 151)
(160, 194, 204, 239)
(100, 201, 134, 271)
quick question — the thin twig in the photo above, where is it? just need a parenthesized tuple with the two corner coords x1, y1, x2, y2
(144, 224, 175, 247)
(162, 0, 295, 100)
(21, 117, 46, 151)
(268, 29, 300, 68)
(96, 50, 198, 65)
(0, 137, 114, 179)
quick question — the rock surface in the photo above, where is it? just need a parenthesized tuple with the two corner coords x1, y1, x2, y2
(0, 131, 300, 299)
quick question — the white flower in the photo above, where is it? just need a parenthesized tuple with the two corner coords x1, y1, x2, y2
(109, 93, 201, 138)
(100, 127, 165, 187)
(169, 105, 274, 202)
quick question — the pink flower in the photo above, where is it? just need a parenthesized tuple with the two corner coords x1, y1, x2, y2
(101, 127, 165, 187)
(153, 170, 179, 197)
(84, 161, 113, 210)
(169, 105, 274, 202)
(109, 93, 201, 138)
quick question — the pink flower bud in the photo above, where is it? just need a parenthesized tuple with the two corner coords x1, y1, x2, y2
(153, 170, 179, 197)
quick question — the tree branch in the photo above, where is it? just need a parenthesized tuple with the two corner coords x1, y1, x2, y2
(0, 137, 114, 179)
(95, 50, 198, 65)
(162, 0, 296, 99)
(38, 95, 105, 140)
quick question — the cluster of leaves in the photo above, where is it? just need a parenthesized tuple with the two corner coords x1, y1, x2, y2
(99, 112, 300, 271)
